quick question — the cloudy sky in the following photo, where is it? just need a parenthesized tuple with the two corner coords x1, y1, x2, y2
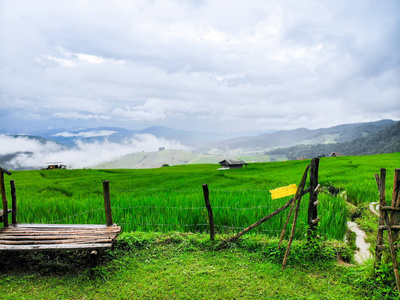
(1, 0, 399, 134)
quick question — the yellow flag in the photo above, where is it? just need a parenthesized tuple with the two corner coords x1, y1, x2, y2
(270, 184, 297, 200)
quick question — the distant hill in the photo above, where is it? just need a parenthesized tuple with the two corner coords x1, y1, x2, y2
(30, 126, 257, 147)
(93, 149, 274, 169)
(210, 120, 397, 151)
(265, 121, 400, 159)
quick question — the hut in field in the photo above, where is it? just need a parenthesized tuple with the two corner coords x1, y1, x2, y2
(42, 163, 67, 170)
(218, 159, 248, 170)
(329, 152, 344, 157)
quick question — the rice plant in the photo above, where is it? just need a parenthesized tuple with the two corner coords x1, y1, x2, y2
(3, 152, 399, 241)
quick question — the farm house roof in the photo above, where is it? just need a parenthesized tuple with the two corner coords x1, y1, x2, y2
(218, 159, 248, 166)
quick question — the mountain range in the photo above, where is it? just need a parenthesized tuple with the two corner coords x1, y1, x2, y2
(1, 119, 399, 170)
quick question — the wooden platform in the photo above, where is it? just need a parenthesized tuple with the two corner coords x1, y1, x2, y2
(0, 223, 121, 251)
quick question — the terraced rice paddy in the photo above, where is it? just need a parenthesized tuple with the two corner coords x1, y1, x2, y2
(3, 152, 399, 241)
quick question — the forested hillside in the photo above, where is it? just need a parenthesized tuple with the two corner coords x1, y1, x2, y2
(266, 121, 400, 160)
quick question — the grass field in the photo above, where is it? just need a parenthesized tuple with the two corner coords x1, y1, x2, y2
(3, 152, 399, 241)
(0, 232, 376, 300)
(1, 153, 400, 299)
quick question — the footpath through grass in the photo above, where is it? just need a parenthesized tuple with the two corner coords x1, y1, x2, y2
(0, 232, 379, 300)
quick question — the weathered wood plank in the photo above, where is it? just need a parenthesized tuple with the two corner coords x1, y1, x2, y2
(0, 230, 120, 236)
(8, 223, 117, 229)
(0, 222, 121, 252)
(0, 235, 117, 240)
(0, 238, 114, 245)
(0, 243, 113, 251)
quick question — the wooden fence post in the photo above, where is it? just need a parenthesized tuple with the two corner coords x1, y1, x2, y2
(0, 170, 9, 227)
(308, 158, 320, 237)
(103, 180, 113, 226)
(202, 184, 215, 240)
(374, 168, 386, 265)
(222, 165, 310, 247)
(390, 169, 400, 241)
(10, 180, 17, 225)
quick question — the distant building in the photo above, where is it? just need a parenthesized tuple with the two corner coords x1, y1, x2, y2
(218, 159, 248, 169)
(42, 164, 67, 170)
(329, 152, 344, 157)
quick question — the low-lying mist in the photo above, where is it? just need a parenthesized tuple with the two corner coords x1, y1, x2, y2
(0, 134, 189, 170)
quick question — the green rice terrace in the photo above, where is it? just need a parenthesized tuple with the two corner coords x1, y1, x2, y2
(1, 152, 400, 299)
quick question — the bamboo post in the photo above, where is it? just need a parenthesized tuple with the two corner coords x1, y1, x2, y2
(221, 165, 310, 246)
(103, 180, 113, 226)
(392, 169, 400, 207)
(0, 171, 8, 227)
(10, 180, 17, 225)
(282, 186, 304, 269)
(278, 200, 296, 250)
(278, 165, 311, 249)
(384, 213, 400, 293)
(308, 158, 319, 236)
(390, 169, 400, 242)
(375, 168, 386, 265)
(202, 184, 215, 240)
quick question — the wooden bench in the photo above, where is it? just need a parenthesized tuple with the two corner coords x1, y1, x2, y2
(0, 224, 121, 252)
(0, 167, 121, 266)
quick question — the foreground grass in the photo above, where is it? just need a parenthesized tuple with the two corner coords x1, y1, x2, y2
(0, 232, 391, 300)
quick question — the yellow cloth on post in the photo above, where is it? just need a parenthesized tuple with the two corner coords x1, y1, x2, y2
(270, 184, 297, 200)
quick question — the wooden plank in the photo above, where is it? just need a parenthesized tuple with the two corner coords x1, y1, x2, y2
(0, 238, 114, 245)
(0, 243, 113, 251)
(0, 235, 118, 240)
(0, 230, 120, 236)
(9, 223, 116, 229)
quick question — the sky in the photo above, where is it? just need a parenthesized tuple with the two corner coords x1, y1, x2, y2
(0, 0, 399, 135)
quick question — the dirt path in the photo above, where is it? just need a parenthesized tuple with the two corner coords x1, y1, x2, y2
(347, 221, 372, 263)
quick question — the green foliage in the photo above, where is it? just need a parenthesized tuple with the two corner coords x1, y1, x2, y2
(0, 232, 370, 299)
(266, 121, 400, 159)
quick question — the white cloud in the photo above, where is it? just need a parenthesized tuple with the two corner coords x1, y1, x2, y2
(52, 112, 111, 120)
(51, 130, 117, 138)
(1, 134, 188, 169)
(0, 0, 399, 133)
